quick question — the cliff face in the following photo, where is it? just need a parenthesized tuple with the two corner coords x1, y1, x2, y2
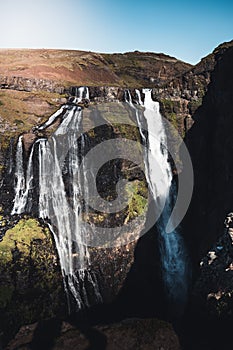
(153, 41, 233, 135)
(185, 43, 233, 261)
(0, 91, 150, 345)
(1, 42, 233, 262)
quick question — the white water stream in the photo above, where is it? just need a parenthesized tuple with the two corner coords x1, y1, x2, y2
(11, 87, 102, 310)
(126, 89, 189, 309)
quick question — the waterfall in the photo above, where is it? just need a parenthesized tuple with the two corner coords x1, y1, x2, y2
(12, 135, 26, 214)
(142, 89, 172, 201)
(11, 85, 189, 314)
(12, 141, 36, 215)
(126, 89, 189, 312)
(135, 89, 143, 106)
(11, 87, 102, 311)
(72, 86, 89, 104)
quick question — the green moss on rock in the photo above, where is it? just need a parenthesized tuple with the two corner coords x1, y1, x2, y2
(0, 218, 65, 345)
(126, 180, 148, 222)
(0, 218, 46, 264)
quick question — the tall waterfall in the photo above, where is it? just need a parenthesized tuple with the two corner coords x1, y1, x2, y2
(11, 135, 25, 215)
(11, 86, 189, 314)
(126, 89, 189, 312)
(12, 141, 35, 215)
(11, 87, 102, 310)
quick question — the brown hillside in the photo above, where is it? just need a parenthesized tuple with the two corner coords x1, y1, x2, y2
(0, 49, 192, 88)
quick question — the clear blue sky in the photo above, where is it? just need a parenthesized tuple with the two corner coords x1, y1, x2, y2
(0, 0, 232, 64)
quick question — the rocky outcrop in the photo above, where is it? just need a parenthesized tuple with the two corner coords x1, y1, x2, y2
(193, 212, 233, 314)
(0, 75, 65, 94)
(182, 213, 233, 350)
(152, 41, 233, 135)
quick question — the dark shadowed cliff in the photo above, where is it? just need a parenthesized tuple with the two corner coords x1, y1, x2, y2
(185, 43, 233, 262)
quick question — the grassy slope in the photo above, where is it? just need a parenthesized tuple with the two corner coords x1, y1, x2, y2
(0, 48, 192, 88)
(0, 49, 121, 86)
(0, 48, 192, 133)
(0, 89, 66, 133)
(102, 51, 192, 87)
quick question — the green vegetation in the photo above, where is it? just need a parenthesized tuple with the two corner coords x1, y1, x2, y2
(125, 180, 148, 222)
(0, 218, 47, 264)
(167, 112, 178, 129)
(0, 218, 65, 340)
(160, 98, 175, 111)
(159, 99, 180, 131)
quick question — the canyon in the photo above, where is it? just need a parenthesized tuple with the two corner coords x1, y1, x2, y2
(0, 40, 233, 349)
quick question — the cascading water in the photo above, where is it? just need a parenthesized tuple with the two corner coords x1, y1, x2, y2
(11, 87, 102, 311)
(126, 88, 189, 314)
(12, 141, 36, 215)
(11, 135, 25, 214)
(11, 85, 189, 315)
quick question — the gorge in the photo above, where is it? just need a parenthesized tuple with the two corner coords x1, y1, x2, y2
(9, 85, 190, 316)
(1, 40, 233, 349)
